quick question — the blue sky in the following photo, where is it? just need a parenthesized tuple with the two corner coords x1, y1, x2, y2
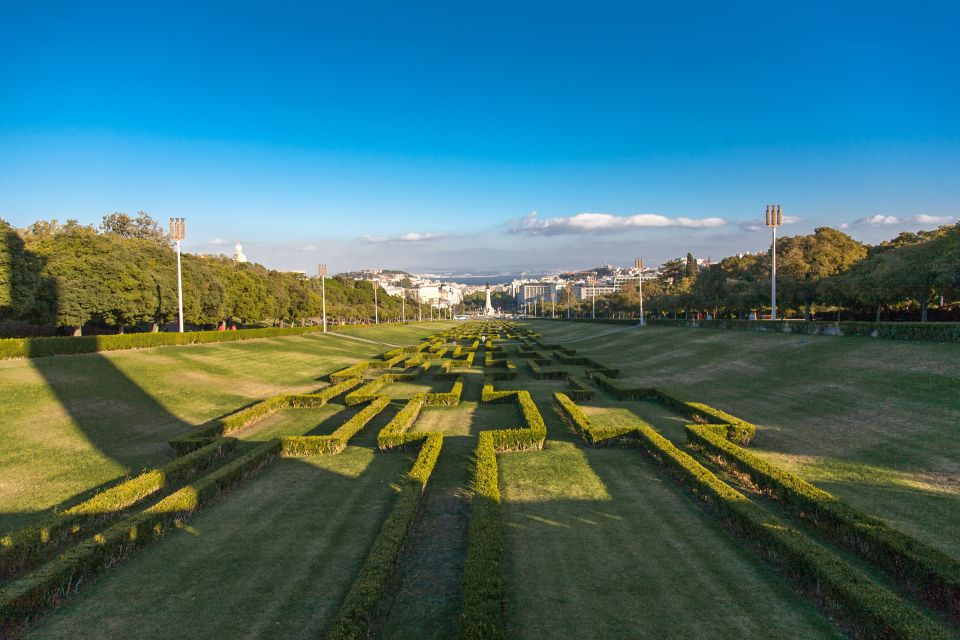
(1, 1, 958, 272)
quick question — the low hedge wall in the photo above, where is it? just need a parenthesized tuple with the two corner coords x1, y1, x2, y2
(553, 392, 633, 445)
(687, 424, 960, 620)
(588, 374, 757, 444)
(0, 326, 327, 360)
(631, 421, 950, 640)
(377, 396, 427, 449)
(280, 396, 391, 457)
(170, 377, 362, 453)
(344, 376, 392, 406)
(425, 377, 464, 406)
(328, 433, 443, 639)
(460, 431, 504, 640)
(490, 360, 517, 381)
(0, 437, 236, 579)
(566, 376, 595, 401)
(526, 358, 568, 380)
(488, 390, 546, 452)
(0, 439, 280, 624)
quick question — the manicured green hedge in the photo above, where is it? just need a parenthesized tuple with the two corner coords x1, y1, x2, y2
(0, 440, 280, 624)
(344, 376, 392, 406)
(630, 421, 951, 640)
(170, 377, 363, 452)
(460, 431, 504, 640)
(490, 360, 517, 381)
(526, 358, 568, 380)
(377, 396, 427, 449)
(566, 376, 595, 401)
(488, 390, 546, 452)
(553, 392, 633, 445)
(425, 376, 464, 406)
(0, 437, 235, 579)
(686, 424, 960, 620)
(588, 374, 757, 444)
(0, 326, 328, 360)
(281, 396, 391, 457)
(328, 433, 443, 639)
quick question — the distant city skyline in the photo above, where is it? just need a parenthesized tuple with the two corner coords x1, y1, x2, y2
(1, 2, 957, 273)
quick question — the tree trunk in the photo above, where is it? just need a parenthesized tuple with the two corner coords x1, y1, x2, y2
(72, 326, 82, 337)
(118, 325, 125, 334)
(875, 304, 882, 323)
(804, 302, 812, 322)
(921, 300, 928, 323)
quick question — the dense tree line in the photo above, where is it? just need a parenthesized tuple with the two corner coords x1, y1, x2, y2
(537, 225, 960, 322)
(0, 213, 432, 336)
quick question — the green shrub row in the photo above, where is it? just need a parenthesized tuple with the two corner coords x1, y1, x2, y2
(168, 376, 362, 453)
(643, 317, 960, 343)
(0, 440, 280, 624)
(481, 378, 519, 404)
(327, 433, 443, 639)
(526, 358, 569, 380)
(0, 326, 327, 360)
(377, 396, 427, 449)
(566, 376, 595, 401)
(280, 396, 392, 457)
(329, 360, 391, 382)
(588, 373, 757, 444)
(553, 392, 634, 445)
(488, 391, 547, 452)
(344, 376, 392, 406)
(490, 360, 517, 381)
(630, 421, 951, 640)
(686, 424, 960, 620)
(425, 377, 464, 406)
(0, 437, 236, 579)
(460, 431, 504, 640)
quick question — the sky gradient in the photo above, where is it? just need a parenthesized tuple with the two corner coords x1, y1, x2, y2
(1, 1, 958, 273)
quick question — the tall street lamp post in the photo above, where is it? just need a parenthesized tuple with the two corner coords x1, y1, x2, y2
(373, 282, 379, 324)
(635, 258, 645, 326)
(765, 204, 783, 320)
(169, 218, 186, 333)
(318, 264, 328, 332)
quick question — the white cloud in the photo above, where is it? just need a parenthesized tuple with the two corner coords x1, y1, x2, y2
(509, 211, 727, 235)
(296, 244, 318, 251)
(363, 232, 445, 243)
(208, 237, 228, 245)
(845, 213, 954, 228)
(910, 214, 954, 225)
(737, 215, 801, 232)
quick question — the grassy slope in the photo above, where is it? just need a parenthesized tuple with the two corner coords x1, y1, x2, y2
(0, 324, 445, 533)
(24, 448, 411, 640)
(528, 320, 960, 559)
(499, 442, 842, 639)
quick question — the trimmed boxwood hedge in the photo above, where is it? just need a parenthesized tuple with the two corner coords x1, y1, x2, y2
(565, 375, 595, 401)
(526, 358, 568, 380)
(460, 431, 504, 640)
(425, 376, 464, 406)
(553, 392, 634, 445)
(169, 376, 362, 452)
(0, 437, 236, 579)
(280, 396, 391, 457)
(588, 373, 757, 444)
(630, 421, 951, 640)
(686, 423, 960, 621)
(0, 326, 328, 360)
(377, 396, 427, 449)
(0, 439, 281, 625)
(327, 432, 443, 640)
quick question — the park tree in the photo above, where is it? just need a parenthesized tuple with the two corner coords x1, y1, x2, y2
(776, 227, 867, 320)
(100, 211, 167, 244)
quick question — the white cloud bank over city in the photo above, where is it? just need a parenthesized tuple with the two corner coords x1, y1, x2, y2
(509, 211, 727, 235)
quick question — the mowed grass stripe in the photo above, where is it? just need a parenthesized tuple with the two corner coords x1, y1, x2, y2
(24, 448, 411, 640)
(499, 442, 842, 639)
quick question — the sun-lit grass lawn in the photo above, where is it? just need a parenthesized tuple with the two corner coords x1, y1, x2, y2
(0, 325, 433, 533)
(23, 447, 412, 640)
(498, 440, 842, 639)
(331, 321, 457, 344)
(528, 320, 960, 559)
